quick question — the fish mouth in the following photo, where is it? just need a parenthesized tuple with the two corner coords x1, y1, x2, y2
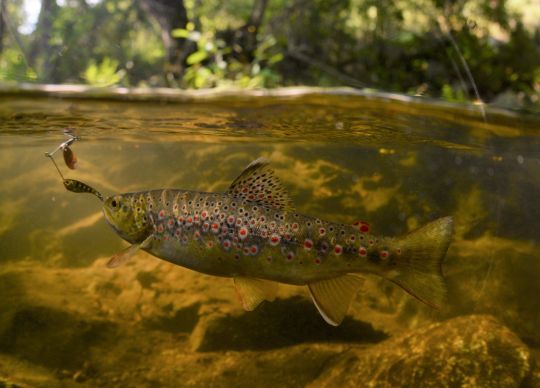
(102, 205, 121, 234)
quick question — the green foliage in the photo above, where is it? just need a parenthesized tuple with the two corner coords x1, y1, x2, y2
(0, 0, 538, 107)
(82, 58, 125, 87)
(0, 48, 37, 82)
(173, 25, 283, 89)
(441, 84, 467, 103)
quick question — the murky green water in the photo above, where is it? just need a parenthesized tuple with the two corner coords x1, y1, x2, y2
(0, 90, 539, 386)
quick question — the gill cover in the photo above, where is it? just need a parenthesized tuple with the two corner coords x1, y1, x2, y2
(103, 194, 149, 243)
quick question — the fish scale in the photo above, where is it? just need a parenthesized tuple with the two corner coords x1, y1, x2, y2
(128, 188, 377, 282)
(103, 157, 453, 325)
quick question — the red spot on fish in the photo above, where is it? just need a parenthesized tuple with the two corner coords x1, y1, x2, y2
(269, 234, 280, 246)
(319, 228, 326, 236)
(287, 252, 295, 261)
(194, 231, 201, 239)
(314, 258, 321, 265)
(396, 248, 402, 255)
(334, 245, 343, 255)
(157, 224, 164, 233)
(236, 218, 243, 226)
(202, 222, 210, 232)
(178, 216, 185, 223)
(211, 223, 220, 233)
(194, 215, 200, 223)
(248, 194, 255, 200)
(353, 220, 370, 233)
(239, 227, 248, 240)
(303, 239, 313, 250)
(222, 239, 231, 250)
(292, 223, 299, 231)
(159, 210, 165, 219)
(283, 233, 291, 241)
(201, 211, 208, 219)
(168, 219, 175, 227)
(175, 229, 181, 236)
(243, 247, 250, 256)
(358, 247, 367, 256)
(250, 245, 259, 255)
(380, 250, 389, 259)
(227, 215, 235, 225)
(207, 241, 214, 248)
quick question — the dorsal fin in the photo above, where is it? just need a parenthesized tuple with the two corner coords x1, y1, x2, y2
(227, 157, 294, 211)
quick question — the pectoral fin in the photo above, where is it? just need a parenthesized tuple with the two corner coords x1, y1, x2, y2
(233, 277, 279, 311)
(308, 275, 365, 326)
(106, 235, 153, 268)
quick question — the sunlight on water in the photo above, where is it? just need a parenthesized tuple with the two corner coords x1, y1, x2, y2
(0, 91, 539, 386)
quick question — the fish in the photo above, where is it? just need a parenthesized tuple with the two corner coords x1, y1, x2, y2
(102, 158, 453, 325)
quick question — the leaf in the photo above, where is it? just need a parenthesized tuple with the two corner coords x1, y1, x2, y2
(269, 53, 284, 65)
(171, 29, 190, 38)
(187, 50, 208, 65)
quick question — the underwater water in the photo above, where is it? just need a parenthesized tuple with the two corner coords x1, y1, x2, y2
(0, 89, 539, 387)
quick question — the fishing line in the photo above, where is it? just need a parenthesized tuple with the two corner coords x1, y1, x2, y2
(46, 153, 65, 180)
(443, 29, 487, 122)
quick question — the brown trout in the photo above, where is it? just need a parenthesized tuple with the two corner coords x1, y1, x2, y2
(103, 158, 453, 325)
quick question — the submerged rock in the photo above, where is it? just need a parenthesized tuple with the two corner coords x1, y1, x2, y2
(310, 315, 532, 387)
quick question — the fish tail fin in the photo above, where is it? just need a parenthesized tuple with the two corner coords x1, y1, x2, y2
(388, 216, 453, 309)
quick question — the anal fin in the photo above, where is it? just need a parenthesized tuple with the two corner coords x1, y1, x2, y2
(234, 277, 279, 311)
(308, 275, 365, 326)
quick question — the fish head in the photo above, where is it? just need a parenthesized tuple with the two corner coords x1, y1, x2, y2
(103, 194, 148, 243)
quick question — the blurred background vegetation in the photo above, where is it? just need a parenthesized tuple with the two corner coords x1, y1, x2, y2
(0, 0, 539, 109)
